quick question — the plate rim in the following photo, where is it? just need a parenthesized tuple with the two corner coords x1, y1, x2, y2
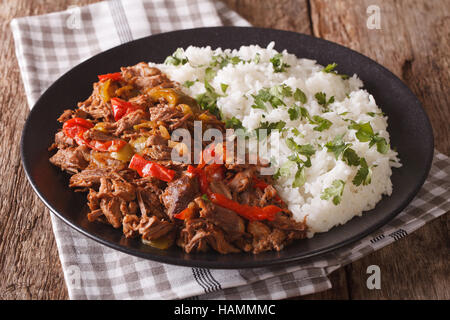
(20, 26, 434, 269)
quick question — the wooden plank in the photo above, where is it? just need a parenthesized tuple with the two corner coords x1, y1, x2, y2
(346, 218, 449, 299)
(309, 0, 450, 299)
(0, 0, 100, 300)
(223, 0, 312, 34)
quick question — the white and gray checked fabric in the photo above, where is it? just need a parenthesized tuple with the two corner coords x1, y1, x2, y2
(11, 0, 449, 300)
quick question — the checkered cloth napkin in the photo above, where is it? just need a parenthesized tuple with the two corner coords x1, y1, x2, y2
(11, 0, 449, 300)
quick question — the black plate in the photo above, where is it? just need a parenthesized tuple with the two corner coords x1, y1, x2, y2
(21, 27, 434, 269)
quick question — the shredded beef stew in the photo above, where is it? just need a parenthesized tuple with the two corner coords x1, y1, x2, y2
(49, 63, 307, 254)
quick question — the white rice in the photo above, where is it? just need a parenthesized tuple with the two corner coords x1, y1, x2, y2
(150, 43, 401, 236)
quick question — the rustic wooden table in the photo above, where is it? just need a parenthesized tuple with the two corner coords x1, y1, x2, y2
(0, 0, 448, 300)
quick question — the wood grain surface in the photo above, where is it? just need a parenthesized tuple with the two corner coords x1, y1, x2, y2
(0, 0, 448, 300)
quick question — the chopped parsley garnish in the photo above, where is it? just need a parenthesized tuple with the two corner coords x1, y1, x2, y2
(270, 53, 290, 73)
(324, 134, 360, 166)
(299, 107, 310, 120)
(267, 96, 284, 109)
(230, 56, 243, 65)
(286, 138, 316, 157)
(291, 128, 303, 137)
(288, 103, 331, 131)
(323, 63, 338, 73)
(224, 116, 244, 130)
(253, 53, 261, 64)
(348, 121, 390, 154)
(196, 80, 222, 119)
(325, 136, 373, 186)
(183, 80, 195, 88)
(210, 55, 229, 69)
(267, 86, 288, 107)
(204, 67, 217, 82)
(164, 48, 188, 66)
(288, 104, 311, 120)
(285, 138, 298, 151)
(371, 135, 390, 154)
(210, 54, 244, 69)
(201, 194, 210, 201)
(257, 120, 286, 136)
(290, 106, 331, 131)
(288, 106, 300, 120)
(270, 84, 292, 98)
(292, 166, 306, 188)
(352, 158, 372, 186)
(366, 112, 385, 117)
(204, 80, 218, 96)
(288, 153, 311, 167)
(325, 134, 350, 159)
(315, 92, 335, 111)
(221, 83, 229, 94)
(256, 121, 287, 139)
(251, 85, 292, 110)
(322, 62, 350, 79)
(342, 147, 360, 166)
(273, 168, 281, 180)
(311, 115, 332, 132)
(284, 139, 316, 188)
(348, 121, 374, 142)
(293, 88, 307, 104)
(279, 160, 295, 177)
(321, 179, 346, 205)
(251, 89, 270, 110)
(251, 90, 270, 111)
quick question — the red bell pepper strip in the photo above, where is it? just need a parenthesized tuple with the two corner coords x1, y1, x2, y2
(197, 169, 210, 195)
(110, 97, 142, 121)
(63, 118, 127, 152)
(73, 132, 91, 148)
(98, 72, 122, 82)
(187, 165, 196, 173)
(73, 132, 127, 152)
(90, 139, 127, 152)
(129, 154, 176, 182)
(173, 206, 195, 220)
(187, 164, 224, 195)
(209, 193, 282, 221)
(252, 177, 283, 204)
(63, 117, 94, 139)
(188, 152, 283, 221)
(253, 177, 269, 190)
